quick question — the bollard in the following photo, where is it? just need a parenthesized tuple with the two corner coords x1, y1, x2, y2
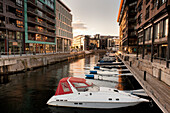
(136, 57, 138, 60)
(130, 61, 132, 67)
(144, 71, 146, 81)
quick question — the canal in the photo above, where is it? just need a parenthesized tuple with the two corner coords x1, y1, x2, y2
(0, 54, 162, 113)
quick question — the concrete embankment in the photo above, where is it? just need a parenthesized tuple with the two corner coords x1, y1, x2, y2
(0, 50, 106, 74)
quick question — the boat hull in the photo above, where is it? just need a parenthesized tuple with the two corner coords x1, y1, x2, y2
(48, 101, 141, 109)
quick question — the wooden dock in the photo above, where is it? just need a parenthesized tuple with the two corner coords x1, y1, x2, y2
(117, 55, 170, 113)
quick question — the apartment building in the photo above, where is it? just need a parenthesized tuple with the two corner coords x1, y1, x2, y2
(56, 0, 73, 52)
(136, 0, 170, 65)
(0, 0, 24, 54)
(25, 0, 56, 53)
(117, 0, 138, 53)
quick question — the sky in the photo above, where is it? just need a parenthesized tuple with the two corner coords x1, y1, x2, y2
(62, 0, 121, 37)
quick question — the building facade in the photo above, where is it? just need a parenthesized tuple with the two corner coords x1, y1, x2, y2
(0, 0, 24, 55)
(56, 0, 73, 52)
(25, 0, 56, 54)
(136, 0, 170, 63)
(72, 35, 90, 51)
(106, 36, 120, 51)
(117, 0, 138, 53)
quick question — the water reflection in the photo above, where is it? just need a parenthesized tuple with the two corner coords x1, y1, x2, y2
(0, 54, 162, 113)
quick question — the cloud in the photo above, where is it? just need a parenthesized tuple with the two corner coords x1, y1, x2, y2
(73, 21, 87, 30)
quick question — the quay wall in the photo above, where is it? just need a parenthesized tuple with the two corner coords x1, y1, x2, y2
(119, 54, 170, 86)
(0, 50, 106, 74)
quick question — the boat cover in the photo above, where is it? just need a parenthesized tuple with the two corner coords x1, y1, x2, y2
(55, 77, 92, 95)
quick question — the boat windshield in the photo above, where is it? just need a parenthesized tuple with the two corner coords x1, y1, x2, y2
(72, 82, 100, 92)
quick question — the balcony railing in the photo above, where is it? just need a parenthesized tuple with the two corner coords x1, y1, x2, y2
(27, 7, 37, 14)
(28, 0, 36, 4)
(47, 24, 55, 29)
(28, 26, 55, 37)
(0, 22, 5, 27)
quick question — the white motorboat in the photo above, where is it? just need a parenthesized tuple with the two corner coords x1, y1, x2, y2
(47, 77, 149, 109)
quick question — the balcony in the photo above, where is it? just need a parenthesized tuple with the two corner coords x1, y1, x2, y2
(27, 0, 36, 6)
(47, 24, 55, 30)
(28, 17, 37, 23)
(6, 0, 16, 7)
(45, 7, 55, 17)
(45, 16, 55, 24)
(28, 26, 55, 38)
(6, 23, 23, 31)
(0, 21, 5, 28)
(27, 7, 37, 15)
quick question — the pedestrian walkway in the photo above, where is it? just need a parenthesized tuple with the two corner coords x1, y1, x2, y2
(117, 55, 170, 113)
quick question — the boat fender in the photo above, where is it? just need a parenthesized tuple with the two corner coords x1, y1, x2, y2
(94, 66, 100, 70)
(90, 70, 97, 74)
(149, 100, 154, 107)
(85, 74, 94, 79)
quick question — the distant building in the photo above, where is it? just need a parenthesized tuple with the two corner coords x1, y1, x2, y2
(73, 34, 119, 51)
(56, 0, 73, 52)
(72, 35, 90, 51)
(105, 36, 120, 51)
(117, 0, 137, 53)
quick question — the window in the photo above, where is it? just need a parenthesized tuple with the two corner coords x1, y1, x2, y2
(37, 1, 43, 9)
(37, 18, 43, 24)
(37, 10, 43, 17)
(145, 27, 151, 41)
(16, 20, 23, 28)
(158, 0, 166, 7)
(145, 6, 150, 20)
(37, 26, 44, 32)
(61, 82, 70, 92)
(154, 23, 159, 39)
(16, 9, 23, 17)
(16, 32, 21, 40)
(138, 31, 143, 43)
(159, 20, 163, 38)
(146, 0, 150, 5)
(73, 83, 87, 87)
(0, 3, 3, 13)
(153, 0, 158, 9)
(138, 1, 143, 12)
(16, 0, 23, 7)
(8, 31, 15, 39)
(138, 14, 142, 24)
(164, 18, 168, 37)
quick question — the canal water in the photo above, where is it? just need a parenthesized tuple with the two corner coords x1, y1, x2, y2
(0, 54, 162, 113)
